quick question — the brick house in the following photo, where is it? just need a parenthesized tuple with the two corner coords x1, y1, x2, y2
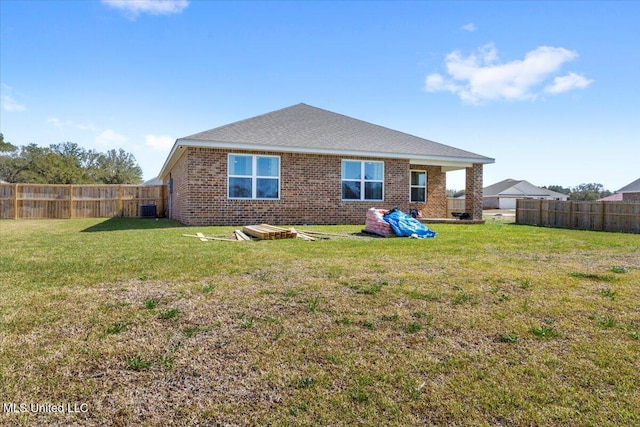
(618, 177, 640, 202)
(483, 179, 569, 209)
(158, 104, 494, 226)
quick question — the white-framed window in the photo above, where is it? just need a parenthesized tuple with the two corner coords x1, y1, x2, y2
(228, 154, 280, 199)
(410, 170, 426, 203)
(341, 160, 384, 201)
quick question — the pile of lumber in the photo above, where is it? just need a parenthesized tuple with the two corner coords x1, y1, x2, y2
(182, 224, 318, 242)
(242, 224, 297, 240)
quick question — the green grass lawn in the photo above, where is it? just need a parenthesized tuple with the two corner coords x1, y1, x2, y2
(1, 218, 639, 426)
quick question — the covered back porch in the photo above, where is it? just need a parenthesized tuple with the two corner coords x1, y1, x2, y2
(409, 161, 486, 223)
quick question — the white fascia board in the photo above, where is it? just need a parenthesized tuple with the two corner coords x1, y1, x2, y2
(164, 139, 494, 174)
(411, 160, 473, 168)
(440, 166, 468, 172)
(157, 140, 184, 180)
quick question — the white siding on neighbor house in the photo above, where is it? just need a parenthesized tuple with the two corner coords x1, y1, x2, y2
(499, 198, 517, 209)
(484, 179, 569, 209)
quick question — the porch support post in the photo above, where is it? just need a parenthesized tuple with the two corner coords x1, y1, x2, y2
(465, 163, 483, 220)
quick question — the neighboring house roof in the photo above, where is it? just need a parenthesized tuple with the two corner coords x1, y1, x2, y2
(618, 178, 640, 193)
(143, 177, 162, 186)
(159, 103, 494, 179)
(483, 179, 568, 198)
(598, 193, 623, 201)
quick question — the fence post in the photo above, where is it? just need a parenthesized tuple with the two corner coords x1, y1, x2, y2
(68, 185, 74, 219)
(13, 183, 19, 219)
(600, 202, 606, 231)
(538, 199, 543, 226)
(568, 201, 573, 229)
(118, 185, 124, 217)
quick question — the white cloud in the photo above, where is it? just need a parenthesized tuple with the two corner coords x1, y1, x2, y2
(424, 73, 461, 94)
(47, 117, 97, 131)
(1, 85, 26, 112)
(101, 0, 189, 17)
(75, 122, 98, 131)
(2, 95, 26, 112)
(545, 72, 593, 94)
(47, 117, 69, 129)
(425, 43, 591, 104)
(145, 134, 174, 150)
(96, 129, 128, 146)
(461, 23, 477, 32)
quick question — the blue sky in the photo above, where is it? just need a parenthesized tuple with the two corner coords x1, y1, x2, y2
(1, 0, 638, 191)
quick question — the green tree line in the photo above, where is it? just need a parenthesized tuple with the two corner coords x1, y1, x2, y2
(0, 134, 142, 184)
(544, 184, 612, 201)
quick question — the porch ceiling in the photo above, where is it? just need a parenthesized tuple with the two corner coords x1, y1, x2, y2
(409, 159, 474, 169)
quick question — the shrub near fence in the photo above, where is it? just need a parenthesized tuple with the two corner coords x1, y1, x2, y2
(0, 184, 165, 220)
(516, 199, 640, 233)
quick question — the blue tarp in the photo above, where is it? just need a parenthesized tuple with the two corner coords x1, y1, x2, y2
(383, 209, 437, 238)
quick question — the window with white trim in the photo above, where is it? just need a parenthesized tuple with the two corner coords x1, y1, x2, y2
(410, 170, 426, 203)
(228, 154, 280, 199)
(341, 160, 384, 201)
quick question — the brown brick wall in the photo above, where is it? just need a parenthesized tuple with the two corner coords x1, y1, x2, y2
(408, 165, 446, 218)
(167, 150, 189, 224)
(465, 163, 483, 220)
(623, 192, 640, 202)
(169, 147, 451, 226)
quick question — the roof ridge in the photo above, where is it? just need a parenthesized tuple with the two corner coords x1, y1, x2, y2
(179, 103, 308, 141)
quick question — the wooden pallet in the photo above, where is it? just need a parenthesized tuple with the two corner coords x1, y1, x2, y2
(242, 224, 298, 240)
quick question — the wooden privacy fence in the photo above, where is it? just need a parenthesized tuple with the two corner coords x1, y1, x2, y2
(0, 183, 165, 219)
(446, 198, 466, 217)
(516, 199, 640, 233)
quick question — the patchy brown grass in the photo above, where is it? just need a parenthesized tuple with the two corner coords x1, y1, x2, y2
(1, 218, 639, 426)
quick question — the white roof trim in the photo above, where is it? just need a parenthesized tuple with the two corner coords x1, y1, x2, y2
(158, 141, 183, 180)
(158, 139, 494, 179)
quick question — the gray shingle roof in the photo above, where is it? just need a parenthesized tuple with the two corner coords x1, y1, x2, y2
(484, 179, 568, 198)
(179, 103, 493, 162)
(618, 178, 640, 193)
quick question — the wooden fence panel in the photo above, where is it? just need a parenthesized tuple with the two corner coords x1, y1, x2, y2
(559, 201, 573, 228)
(19, 199, 70, 219)
(73, 185, 120, 200)
(446, 198, 466, 217)
(516, 199, 640, 233)
(515, 199, 539, 225)
(604, 202, 640, 233)
(0, 184, 15, 219)
(0, 183, 165, 220)
(573, 201, 601, 230)
(72, 200, 120, 218)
